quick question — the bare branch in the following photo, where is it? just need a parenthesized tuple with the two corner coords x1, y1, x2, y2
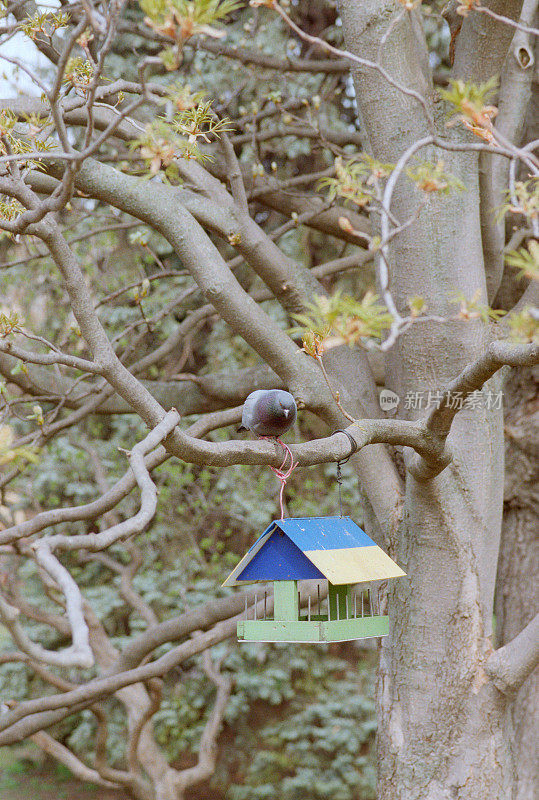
(0, 406, 245, 547)
(0, 339, 102, 374)
(0, 585, 324, 744)
(112, 586, 270, 675)
(474, 4, 539, 37)
(165, 417, 448, 471)
(219, 131, 249, 213)
(174, 647, 231, 796)
(41, 409, 180, 553)
(273, 1, 434, 128)
(85, 545, 159, 628)
(92, 703, 148, 793)
(0, 551, 93, 668)
(376, 131, 536, 349)
(486, 613, 539, 694)
(0, 345, 282, 417)
(408, 341, 539, 480)
(40, 160, 313, 391)
(190, 34, 349, 74)
(127, 678, 163, 776)
(31, 731, 118, 789)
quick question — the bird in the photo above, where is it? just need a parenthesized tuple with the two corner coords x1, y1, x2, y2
(239, 389, 297, 438)
(239, 389, 298, 520)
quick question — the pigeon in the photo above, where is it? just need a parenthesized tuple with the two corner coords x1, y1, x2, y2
(240, 389, 297, 438)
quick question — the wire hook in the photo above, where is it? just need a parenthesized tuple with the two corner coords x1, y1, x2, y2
(261, 437, 297, 520)
(333, 430, 358, 517)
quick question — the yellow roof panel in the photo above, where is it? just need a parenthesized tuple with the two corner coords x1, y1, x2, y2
(304, 545, 405, 585)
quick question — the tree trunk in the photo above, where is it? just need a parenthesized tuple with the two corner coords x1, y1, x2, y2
(337, 2, 520, 796)
(496, 365, 539, 800)
(377, 463, 513, 800)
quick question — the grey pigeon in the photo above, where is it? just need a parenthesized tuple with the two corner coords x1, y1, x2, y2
(240, 389, 297, 438)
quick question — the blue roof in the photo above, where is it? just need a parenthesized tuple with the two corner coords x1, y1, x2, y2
(223, 516, 407, 586)
(277, 516, 374, 550)
(237, 531, 325, 582)
(245, 517, 373, 553)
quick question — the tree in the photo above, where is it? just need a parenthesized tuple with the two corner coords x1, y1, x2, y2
(0, 1, 537, 799)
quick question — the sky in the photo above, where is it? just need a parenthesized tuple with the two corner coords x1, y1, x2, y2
(0, 2, 61, 97)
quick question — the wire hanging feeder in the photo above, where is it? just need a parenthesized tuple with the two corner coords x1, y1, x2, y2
(333, 430, 358, 517)
(261, 437, 297, 520)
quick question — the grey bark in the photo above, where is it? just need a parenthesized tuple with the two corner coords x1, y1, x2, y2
(338, 1, 529, 798)
(479, 0, 537, 301)
(496, 365, 539, 800)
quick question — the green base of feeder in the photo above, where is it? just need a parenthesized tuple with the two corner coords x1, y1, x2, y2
(237, 615, 389, 643)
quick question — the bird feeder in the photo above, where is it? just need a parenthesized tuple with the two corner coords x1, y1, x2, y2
(223, 517, 405, 643)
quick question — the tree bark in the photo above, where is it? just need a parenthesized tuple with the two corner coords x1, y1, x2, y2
(337, 1, 525, 797)
(496, 365, 539, 800)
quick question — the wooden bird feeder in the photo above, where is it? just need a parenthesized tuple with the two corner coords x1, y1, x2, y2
(223, 517, 405, 643)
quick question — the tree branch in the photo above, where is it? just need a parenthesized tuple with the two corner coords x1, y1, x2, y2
(174, 647, 231, 796)
(452, 0, 526, 82)
(38, 409, 180, 554)
(0, 407, 242, 547)
(0, 339, 102, 374)
(10, 1, 61, 65)
(408, 341, 539, 479)
(189, 35, 349, 74)
(274, 1, 433, 127)
(0, 553, 93, 668)
(0, 346, 282, 416)
(25, 159, 401, 534)
(38, 160, 313, 393)
(0, 585, 322, 744)
(486, 612, 539, 694)
(31, 731, 118, 789)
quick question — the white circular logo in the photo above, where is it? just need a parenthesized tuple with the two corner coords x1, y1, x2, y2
(379, 389, 400, 413)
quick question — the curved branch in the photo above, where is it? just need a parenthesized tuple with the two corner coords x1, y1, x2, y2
(31, 731, 118, 789)
(0, 584, 321, 744)
(274, 2, 433, 127)
(0, 412, 179, 666)
(108, 546, 159, 628)
(425, 341, 538, 437)
(0, 339, 102, 374)
(76, 415, 414, 468)
(0, 346, 281, 416)
(174, 648, 231, 796)
(486, 613, 539, 694)
(0, 407, 242, 547)
(0, 552, 93, 668)
(92, 703, 149, 793)
(41, 159, 313, 392)
(127, 679, 163, 776)
(112, 586, 267, 675)
(39, 409, 180, 553)
(408, 341, 539, 480)
(473, 4, 539, 38)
